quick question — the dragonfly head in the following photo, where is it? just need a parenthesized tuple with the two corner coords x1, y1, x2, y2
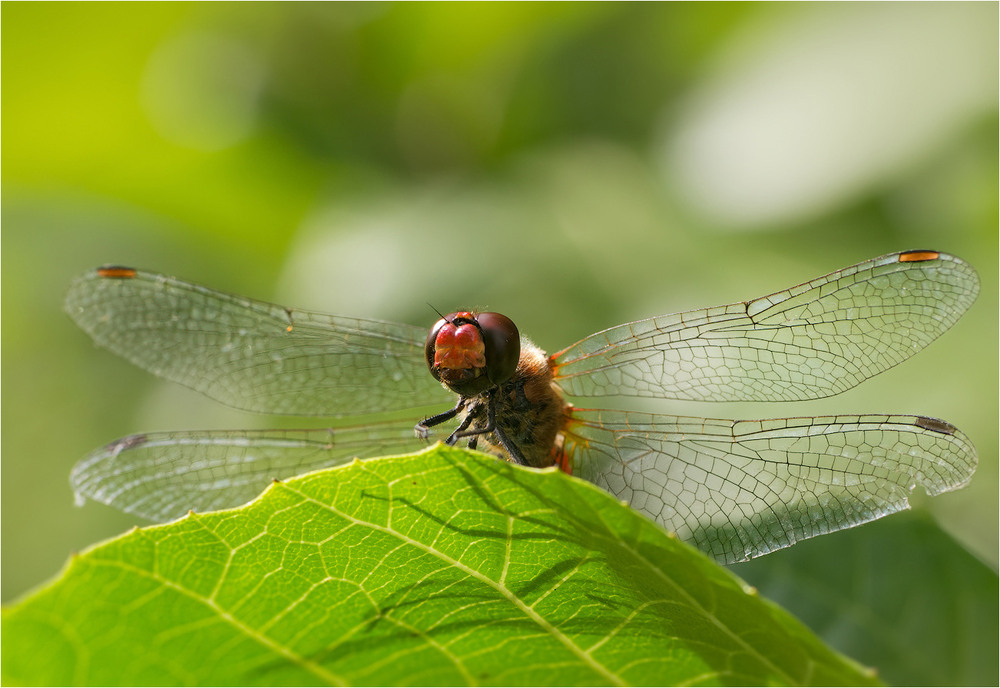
(425, 311, 520, 397)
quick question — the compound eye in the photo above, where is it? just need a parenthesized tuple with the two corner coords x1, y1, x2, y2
(424, 311, 520, 397)
(425, 317, 448, 373)
(475, 312, 519, 387)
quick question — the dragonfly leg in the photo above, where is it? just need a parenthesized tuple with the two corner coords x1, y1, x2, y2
(451, 389, 529, 466)
(488, 418, 529, 467)
(445, 412, 476, 446)
(415, 398, 466, 440)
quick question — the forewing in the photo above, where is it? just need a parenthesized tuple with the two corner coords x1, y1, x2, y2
(553, 251, 979, 402)
(567, 409, 977, 563)
(71, 420, 431, 522)
(65, 268, 450, 416)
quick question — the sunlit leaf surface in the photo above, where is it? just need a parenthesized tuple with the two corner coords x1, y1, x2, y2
(3, 446, 875, 687)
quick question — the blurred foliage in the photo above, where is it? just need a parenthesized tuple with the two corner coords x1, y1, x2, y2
(732, 511, 999, 686)
(2, 5, 996, 663)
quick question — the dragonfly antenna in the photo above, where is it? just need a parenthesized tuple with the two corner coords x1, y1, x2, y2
(428, 304, 451, 322)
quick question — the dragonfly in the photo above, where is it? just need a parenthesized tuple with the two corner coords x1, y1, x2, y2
(65, 250, 979, 564)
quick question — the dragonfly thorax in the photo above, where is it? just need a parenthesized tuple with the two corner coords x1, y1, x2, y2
(457, 339, 567, 469)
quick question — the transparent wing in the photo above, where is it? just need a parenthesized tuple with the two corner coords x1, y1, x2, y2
(553, 251, 979, 402)
(566, 408, 977, 563)
(64, 267, 450, 416)
(70, 419, 435, 522)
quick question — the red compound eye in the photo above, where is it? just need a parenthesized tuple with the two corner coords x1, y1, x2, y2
(425, 311, 520, 397)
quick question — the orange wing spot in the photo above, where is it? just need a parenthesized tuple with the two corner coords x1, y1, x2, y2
(898, 250, 940, 263)
(553, 407, 592, 475)
(553, 447, 573, 474)
(96, 266, 138, 279)
(554, 431, 593, 475)
(546, 354, 566, 379)
(286, 325, 293, 333)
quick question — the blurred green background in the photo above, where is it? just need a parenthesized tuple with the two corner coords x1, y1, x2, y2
(3, 0, 996, 613)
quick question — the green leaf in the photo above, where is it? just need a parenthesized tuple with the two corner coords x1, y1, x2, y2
(730, 511, 999, 687)
(3, 445, 875, 686)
